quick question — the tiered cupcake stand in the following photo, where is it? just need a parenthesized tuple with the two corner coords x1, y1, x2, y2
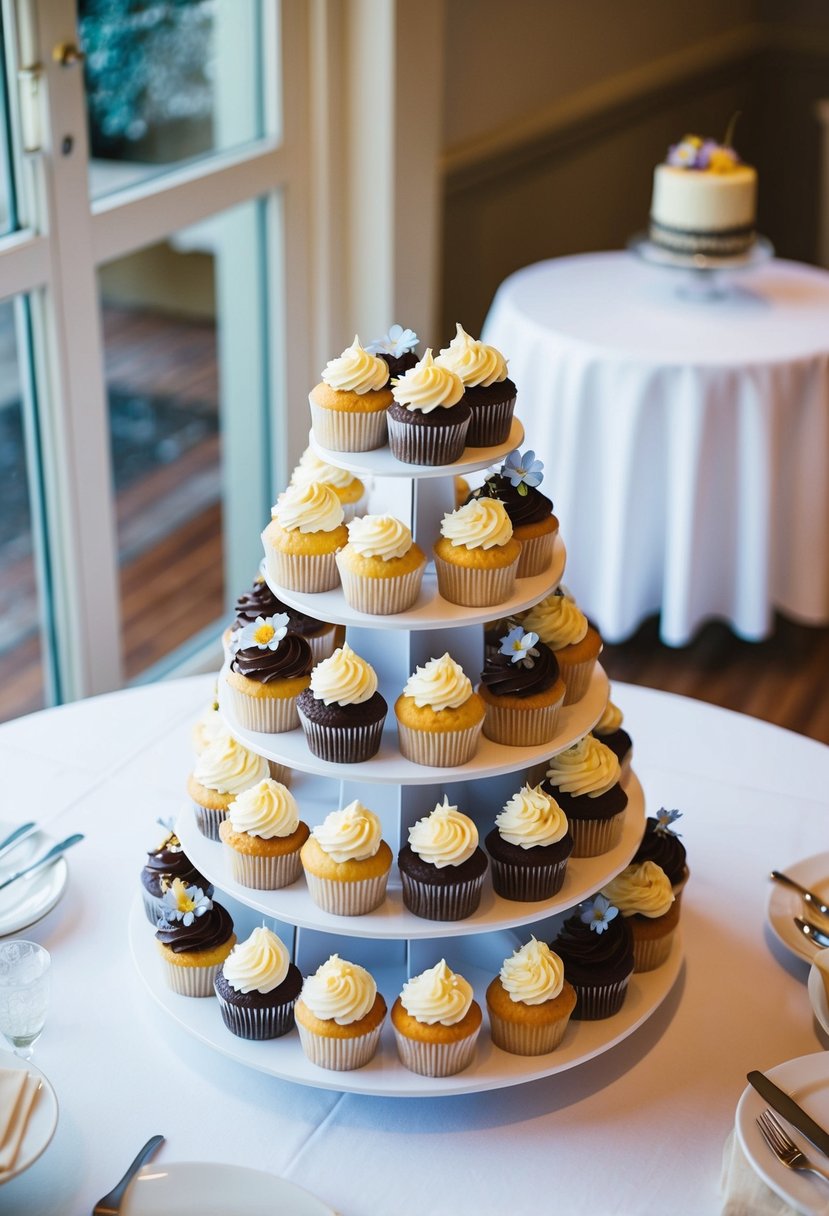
(130, 417, 682, 1097)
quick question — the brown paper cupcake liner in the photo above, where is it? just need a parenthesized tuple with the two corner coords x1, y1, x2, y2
(396, 720, 482, 767)
(488, 856, 568, 901)
(465, 395, 516, 447)
(297, 708, 385, 763)
(434, 553, 518, 607)
(304, 870, 389, 915)
(488, 1010, 570, 1055)
(265, 547, 340, 594)
(267, 760, 292, 786)
(214, 991, 297, 1039)
(193, 802, 225, 843)
(393, 1026, 480, 1076)
(225, 845, 304, 890)
(516, 531, 556, 578)
(297, 1023, 383, 1070)
(632, 927, 676, 973)
(568, 811, 625, 858)
(400, 871, 485, 920)
(222, 681, 300, 734)
(557, 655, 598, 706)
(481, 697, 563, 747)
(336, 557, 425, 615)
(572, 976, 632, 1020)
(162, 957, 222, 997)
(309, 400, 388, 452)
(387, 414, 470, 466)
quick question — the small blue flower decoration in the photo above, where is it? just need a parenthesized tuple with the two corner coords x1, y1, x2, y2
(501, 449, 544, 496)
(239, 613, 290, 652)
(654, 807, 683, 837)
(499, 626, 540, 668)
(162, 879, 213, 926)
(366, 324, 418, 357)
(579, 895, 619, 934)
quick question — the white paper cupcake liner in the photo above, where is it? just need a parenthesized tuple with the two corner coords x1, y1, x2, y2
(336, 556, 425, 615)
(481, 696, 563, 746)
(396, 720, 483, 767)
(515, 531, 556, 578)
(488, 856, 568, 901)
(267, 760, 292, 785)
(465, 395, 515, 447)
(488, 1011, 570, 1055)
(399, 871, 486, 920)
(387, 414, 470, 466)
(632, 927, 676, 973)
(225, 846, 304, 890)
(214, 992, 296, 1039)
(297, 708, 385, 763)
(572, 977, 631, 1021)
(161, 957, 222, 997)
(568, 811, 625, 858)
(434, 553, 518, 607)
(193, 802, 225, 843)
(393, 1026, 480, 1076)
(309, 400, 388, 451)
(265, 546, 340, 593)
(304, 870, 389, 915)
(306, 629, 338, 663)
(222, 681, 301, 734)
(558, 655, 598, 706)
(297, 1022, 383, 1070)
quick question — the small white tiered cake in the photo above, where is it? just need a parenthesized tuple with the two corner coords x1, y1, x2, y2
(649, 134, 757, 257)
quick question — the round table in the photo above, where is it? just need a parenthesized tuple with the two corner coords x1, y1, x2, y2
(1, 675, 827, 1214)
(482, 252, 829, 646)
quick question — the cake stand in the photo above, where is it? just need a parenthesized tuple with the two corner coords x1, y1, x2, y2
(628, 232, 774, 300)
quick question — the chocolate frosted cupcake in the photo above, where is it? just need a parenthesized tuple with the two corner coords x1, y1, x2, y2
(398, 796, 488, 920)
(435, 324, 516, 447)
(387, 350, 469, 466)
(309, 336, 392, 451)
(521, 590, 602, 705)
(297, 643, 387, 763)
(214, 926, 302, 1039)
(552, 895, 635, 1019)
(231, 569, 338, 663)
(478, 625, 566, 746)
(486, 938, 576, 1055)
(365, 323, 420, 383)
(601, 861, 679, 972)
(542, 735, 627, 857)
(485, 784, 572, 902)
(633, 808, 688, 905)
(155, 879, 236, 997)
(593, 692, 633, 781)
(140, 828, 213, 925)
(468, 450, 558, 577)
(224, 614, 313, 733)
(434, 498, 521, 608)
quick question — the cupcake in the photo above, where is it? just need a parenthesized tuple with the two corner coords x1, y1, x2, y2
(484, 783, 572, 902)
(295, 954, 387, 1070)
(296, 643, 387, 763)
(593, 692, 633, 781)
(467, 449, 558, 577)
(601, 861, 679, 972)
(230, 567, 339, 662)
(187, 729, 270, 841)
(391, 959, 482, 1076)
(300, 800, 392, 915)
(551, 895, 635, 1019)
(435, 323, 516, 447)
(140, 828, 214, 926)
(154, 879, 236, 997)
(541, 734, 627, 858)
(433, 498, 521, 607)
(224, 614, 313, 733)
(397, 795, 488, 920)
(262, 482, 348, 593)
(308, 336, 392, 451)
(289, 447, 365, 521)
(214, 926, 302, 1039)
(521, 590, 603, 705)
(394, 653, 485, 767)
(218, 778, 310, 889)
(191, 692, 225, 754)
(387, 350, 469, 466)
(632, 808, 689, 905)
(365, 323, 420, 382)
(486, 938, 576, 1055)
(477, 624, 566, 746)
(335, 515, 427, 615)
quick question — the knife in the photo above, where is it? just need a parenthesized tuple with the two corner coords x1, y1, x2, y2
(795, 917, 829, 949)
(0, 833, 84, 892)
(747, 1070, 829, 1156)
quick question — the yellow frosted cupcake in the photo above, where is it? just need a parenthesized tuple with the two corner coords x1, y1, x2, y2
(434, 498, 521, 607)
(309, 336, 392, 451)
(391, 960, 482, 1076)
(155, 878, 236, 997)
(289, 447, 365, 521)
(395, 653, 485, 767)
(295, 954, 387, 1070)
(521, 589, 602, 705)
(262, 482, 348, 593)
(486, 938, 576, 1055)
(335, 514, 427, 615)
(218, 778, 310, 889)
(187, 729, 270, 841)
(601, 861, 679, 972)
(300, 800, 392, 915)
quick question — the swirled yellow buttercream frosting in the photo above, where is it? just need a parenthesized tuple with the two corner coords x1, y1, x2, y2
(544, 735, 620, 798)
(311, 800, 383, 863)
(223, 926, 290, 994)
(347, 515, 412, 561)
(273, 482, 345, 534)
(399, 959, 474, 1025)
(495, 784, 568, 849)
(226, 778, 299, 839)
(499, 937, 565, 1005)
(440, 498, 513, 551)
(601, 860, 675, 918)
(309, 643, 378, 706)
(435, 323, 508, 387)
(407, 796, 478, 868)
(321, 336, 389, 394)
(595, 698, 624, 733)
(402, 653, 472, 711)
(193, 731, 269, 795)
(290, 448, 358, 491)
(522, 591, 588, 649)
(391, 349, 464, 414)
(301, 954, 377, 1024)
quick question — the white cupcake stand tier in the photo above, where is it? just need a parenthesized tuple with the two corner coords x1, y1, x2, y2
(133, 418, 684, 1096)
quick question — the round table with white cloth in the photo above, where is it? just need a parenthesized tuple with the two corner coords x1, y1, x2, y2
(482, 252, 829, 645)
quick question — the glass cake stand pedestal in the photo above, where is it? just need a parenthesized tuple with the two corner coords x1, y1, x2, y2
(628, 232, 774, 301)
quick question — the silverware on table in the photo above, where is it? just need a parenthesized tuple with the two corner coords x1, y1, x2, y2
(795, 917, 829, 949)
(0, 833, 85, 893)
(747, 1070, 829, 1156)
(756, 1108, 829, 1184)
(0, 822, 37, 862)
(771, 870, 829, 918)
(91, 1134, 164, 1215)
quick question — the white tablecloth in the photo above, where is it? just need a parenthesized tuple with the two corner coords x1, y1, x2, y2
(2, 675, 828, 1216)
(483, 253, 829, 645)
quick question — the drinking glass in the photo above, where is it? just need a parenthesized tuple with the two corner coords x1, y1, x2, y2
(0, 940, 50, 1060)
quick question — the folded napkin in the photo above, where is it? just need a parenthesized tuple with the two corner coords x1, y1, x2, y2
(721, 1129, 829, 1216)
(0, 1067, 39, 1174)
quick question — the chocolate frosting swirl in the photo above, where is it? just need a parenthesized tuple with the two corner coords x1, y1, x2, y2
(633, 818, 687, 884)
(480, 640, 560, 698)
(155, 900, 234, 954)
(468, 474, 552, 527)
(141, 841, 211, 897)
(231, 634, 313, 684)
(553, 909, 634, 985)
(233, 580, 324, 636)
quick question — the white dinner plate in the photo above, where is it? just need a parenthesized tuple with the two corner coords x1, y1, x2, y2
(0, 825, 69, 938)
(808, 953, 829, 1038)
(0, 1053, 59, 1185)
(121, 1162, 335, 1216)
(735, 1052, 829, 1216)
(766, 852, 829, 963)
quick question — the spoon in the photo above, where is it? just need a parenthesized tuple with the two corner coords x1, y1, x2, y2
(770, 870, 829, 918)
(795, 917, 829, 949)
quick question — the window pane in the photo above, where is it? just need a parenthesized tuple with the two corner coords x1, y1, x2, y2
(80, 0, 268, 199)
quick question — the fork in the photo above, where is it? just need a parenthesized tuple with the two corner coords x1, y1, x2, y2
(756, 1109, 829, 1184)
